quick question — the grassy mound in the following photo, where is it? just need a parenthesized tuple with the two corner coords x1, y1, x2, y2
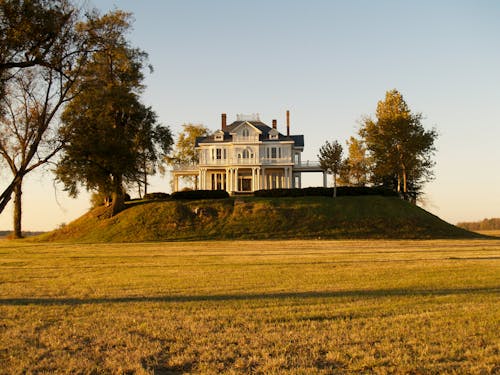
(38, 196, 480, 242)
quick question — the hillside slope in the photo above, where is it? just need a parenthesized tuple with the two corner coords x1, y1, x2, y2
(37, 196, 480, 242)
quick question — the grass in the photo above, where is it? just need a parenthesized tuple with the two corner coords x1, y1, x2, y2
(37, 196, 479, 242)
(1, 239, 499, 374)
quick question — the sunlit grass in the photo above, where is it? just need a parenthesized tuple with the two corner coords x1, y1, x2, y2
(1, 240, 499, 373)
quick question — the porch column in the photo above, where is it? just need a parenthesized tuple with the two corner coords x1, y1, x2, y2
(173, 174, 178, 192)
(235, 168, 239, 192)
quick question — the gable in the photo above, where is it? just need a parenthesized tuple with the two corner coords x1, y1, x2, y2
(229, 121, 262, 136)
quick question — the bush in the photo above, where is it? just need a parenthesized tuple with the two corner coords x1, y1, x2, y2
(170, 189, 229, 200)
(254, 186, 398, 198)
(144, 192, 170, 200)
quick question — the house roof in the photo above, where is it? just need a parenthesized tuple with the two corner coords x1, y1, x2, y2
(195, 121, 304, 147)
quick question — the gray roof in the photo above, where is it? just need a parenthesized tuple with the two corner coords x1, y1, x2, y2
(195, 121, 304, 148)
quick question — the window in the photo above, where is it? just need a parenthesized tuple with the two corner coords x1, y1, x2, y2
(271, 147, 277, 158)
(242, 128, 249, 137)
(242, 149, 253, 159)
(216, 148, 222, 159)
(215, 134, 223, 141)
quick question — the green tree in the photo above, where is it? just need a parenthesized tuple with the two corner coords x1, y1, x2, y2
(339, 136, 368, 187)
(55, 10, 164, 216)
(318, 140, 344, 198)
(359, 89, 437, 199)
(134, 108, 173, 197)
(166, 123, 209, 189)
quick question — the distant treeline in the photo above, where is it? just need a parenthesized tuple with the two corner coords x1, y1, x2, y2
(0, 231, 45, 238)
(457, 218, 500, 231)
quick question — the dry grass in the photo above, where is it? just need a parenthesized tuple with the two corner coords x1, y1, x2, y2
(1, 239, 499, 374)
(476, 230, 500, 238)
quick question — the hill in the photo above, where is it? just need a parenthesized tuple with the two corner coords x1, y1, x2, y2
(36, 196, 480, 243)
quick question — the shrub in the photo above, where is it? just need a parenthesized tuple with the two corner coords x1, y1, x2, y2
(254, 186, 398, 198)
(170, 189, 229, 200)
(144, 192, 170, 200)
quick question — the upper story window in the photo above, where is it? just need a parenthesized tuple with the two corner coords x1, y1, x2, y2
(269, 133, 278, 140)
(267, 147, 281, 159)
(242, 128, 249, 137)
(212, 148, 226, 160)
(242, 149, 253, 159)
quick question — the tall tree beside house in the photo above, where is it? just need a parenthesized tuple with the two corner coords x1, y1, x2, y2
(0, 0, 95, 237)
(318, 140, 344, 198)
(359, 89, 437, 199)
(134, 108, 173, 197)
(55, 10, 165, 216)
(166, 123, 209, 189)
(339, 136, 369, 187)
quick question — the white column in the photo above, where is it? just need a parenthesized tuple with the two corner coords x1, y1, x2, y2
(323, 172, 328, 187)
(235, 168, 239, 192)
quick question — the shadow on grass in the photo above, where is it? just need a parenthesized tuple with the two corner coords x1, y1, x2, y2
(1, 287, 498, 306)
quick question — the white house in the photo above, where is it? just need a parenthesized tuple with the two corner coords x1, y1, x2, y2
(172, 112, 324, 193)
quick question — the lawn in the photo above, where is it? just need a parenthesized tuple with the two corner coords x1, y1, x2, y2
(1, 240, 499, 374)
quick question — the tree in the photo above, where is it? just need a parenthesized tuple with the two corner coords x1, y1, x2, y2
(0, 0, 94, 235)
(134, 107, 173, 197)
(166, 123, 209, 189)
(339, 136, 368, 187)
(318, 140, 344, 197)
(359, 89, 437, 199)
(55, 10, 166, 216)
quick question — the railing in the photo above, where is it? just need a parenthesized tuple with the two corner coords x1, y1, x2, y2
(296, 160, 321, 167)
(231, 136, 259, 143)
(171, 163, 198, 171)
(172, 160, 321, 171)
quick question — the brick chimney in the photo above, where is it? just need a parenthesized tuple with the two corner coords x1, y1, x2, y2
(221, 113, 227, 131)
(286, 110, 290, 136)
(272, 119, 277, 129)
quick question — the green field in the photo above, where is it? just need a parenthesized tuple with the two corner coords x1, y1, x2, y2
(1, 240, 499, 374)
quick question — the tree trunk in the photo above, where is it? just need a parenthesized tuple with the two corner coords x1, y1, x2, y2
(110, 174, 125, 216)
(402, 165, 407, 193)
(0, 172, 24, 215)
(333, 174, 337, 198)
(12, 181, 23, 238)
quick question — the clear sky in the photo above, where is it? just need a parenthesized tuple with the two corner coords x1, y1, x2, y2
(1, 0, 499, 231)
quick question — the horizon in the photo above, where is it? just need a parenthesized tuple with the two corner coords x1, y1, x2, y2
(1, 0, 499, 231)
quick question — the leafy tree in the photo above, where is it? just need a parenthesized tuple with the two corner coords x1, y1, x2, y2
(359, 89, 437, 199)
(339, 136, 368, 187)
(0, 0, 95, 234)
(166, 123, 209, 189)
(134, 107, 173, 197)
(55, 10, 166, 216)
(318, 140, 344, 197)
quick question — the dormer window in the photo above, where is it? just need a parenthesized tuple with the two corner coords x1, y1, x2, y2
(242, 128, 249, 137)
(269, 128, 279, 140)
(215, 133, 224, 141)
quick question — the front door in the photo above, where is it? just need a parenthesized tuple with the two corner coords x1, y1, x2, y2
(241, 177, 252, 191)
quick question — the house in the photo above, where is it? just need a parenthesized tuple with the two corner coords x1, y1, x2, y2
(172, 112, 324, 193)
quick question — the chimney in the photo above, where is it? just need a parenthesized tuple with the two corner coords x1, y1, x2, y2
(272, 119, 277, 129)
(221, 113, 227, 131)
(286, 110, 290, 136)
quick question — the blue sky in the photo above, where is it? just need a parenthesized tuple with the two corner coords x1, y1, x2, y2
(1, 0, 499, 231)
